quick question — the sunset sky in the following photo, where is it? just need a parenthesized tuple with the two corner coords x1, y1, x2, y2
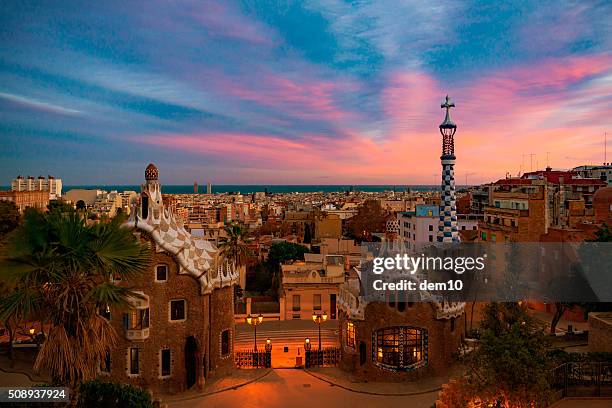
(0, 1, 610, 185)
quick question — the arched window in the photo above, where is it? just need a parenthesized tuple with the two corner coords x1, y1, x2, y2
(373, 327, 427, 370)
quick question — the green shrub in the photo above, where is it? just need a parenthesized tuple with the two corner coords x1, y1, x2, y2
(78, 379, 154, 408)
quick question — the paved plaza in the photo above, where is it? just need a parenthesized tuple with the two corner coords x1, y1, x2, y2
(166, 368, 439, 408)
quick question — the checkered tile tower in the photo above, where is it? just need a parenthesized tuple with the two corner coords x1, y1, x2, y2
(437, 96, 459, 243)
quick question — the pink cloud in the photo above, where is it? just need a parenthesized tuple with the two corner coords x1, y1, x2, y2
(136, 54, 611, 184)
(216, 71, 357, 122)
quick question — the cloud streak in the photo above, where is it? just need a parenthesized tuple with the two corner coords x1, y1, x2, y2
(0, 0, 609, 184)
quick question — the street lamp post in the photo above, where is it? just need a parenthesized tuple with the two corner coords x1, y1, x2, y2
(312, 311, 328, 350)
(304, 338, 312, 368)
(265, 338, 272, 368)
(246, 313, 264, 350)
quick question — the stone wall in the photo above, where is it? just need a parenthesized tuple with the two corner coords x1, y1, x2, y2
(588, 312, 612, 352)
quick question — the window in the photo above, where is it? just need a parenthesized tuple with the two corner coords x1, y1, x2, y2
(292, 295, 301, 312)
(491, 234, 497, 242)
(313, 294, 321, 311)
(428, 235, 433, 242)
(100, 306, 111, 320)
(155, 265, 168, 282)
(374, 327, 426, 370)
(100, 351, 111, 373)
(481, 232, 487, 241)
(170, 300, 186, 321)
(221, 330, 230, 356)
(125, 308, 149, 330)
(161, 349, 171, 377)
(428, 225, 433, 231)
(141, 195, 149, 219)
(346, 322, 356, 348)
(129, 348, 140, 375)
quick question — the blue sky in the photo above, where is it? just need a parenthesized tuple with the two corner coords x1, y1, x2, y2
(0, 0, 610, 184)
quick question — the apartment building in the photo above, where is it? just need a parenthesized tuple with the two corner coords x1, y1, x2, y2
(280, 253, 345, 320)
(11, 175, 62, 199)
(397, 205, 478, 247)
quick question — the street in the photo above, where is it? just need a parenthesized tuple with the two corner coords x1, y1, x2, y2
(167, 369, 438, 408)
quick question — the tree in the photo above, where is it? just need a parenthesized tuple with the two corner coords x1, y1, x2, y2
(266, 241, 310, 295)
(346, 200, 388, 242)
(76, 200, 86, 211)
(0, 201, 20, 238)
(78, 379, 154, 408)
(463, 303, 552, 407)
(266, 241, 310, 270)
(588, 223, 612, 242)
(550, 302, 580, 334)
(47, 199, 74, 214)
(0, 209, 151, 396)
(218, 223, 251, 268)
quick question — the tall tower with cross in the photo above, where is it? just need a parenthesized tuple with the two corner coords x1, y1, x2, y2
(437, 96, 459, 242)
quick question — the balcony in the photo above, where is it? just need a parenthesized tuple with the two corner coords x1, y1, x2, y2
(124, 291, 150, 340)
(126, 327, 150, 341)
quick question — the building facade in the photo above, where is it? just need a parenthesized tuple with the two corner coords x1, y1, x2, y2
(0, 190, 49, 212)
(398, 205, 479, 247)
(105, 164, 239, 394)
(573, 164, 612, 186)
(11, 175, 62, 199)
(337, 272, 464, 381)
(280, 253, 344, 320)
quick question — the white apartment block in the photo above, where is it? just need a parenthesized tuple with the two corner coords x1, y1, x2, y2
(12, 175, 62, 199)
(397, 205, 478, 248)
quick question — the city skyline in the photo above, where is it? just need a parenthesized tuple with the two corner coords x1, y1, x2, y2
(1, 1, 611, 184)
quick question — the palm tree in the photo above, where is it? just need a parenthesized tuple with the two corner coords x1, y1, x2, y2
(0, 208, 151, 391)
(219, 223, 251, 267)
(218, 223, 251, 290)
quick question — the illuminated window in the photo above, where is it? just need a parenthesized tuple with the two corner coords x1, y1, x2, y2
(125, 308, 149, 330)
(346, 322, 356, 349)
(373, 327, 426, 370)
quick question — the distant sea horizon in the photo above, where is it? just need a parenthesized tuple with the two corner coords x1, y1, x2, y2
(2, 184, 471, 194)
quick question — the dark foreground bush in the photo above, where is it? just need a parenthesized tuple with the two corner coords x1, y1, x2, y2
(78, 379, 154, 408)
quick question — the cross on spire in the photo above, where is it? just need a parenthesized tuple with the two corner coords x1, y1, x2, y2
(439, 95, 456, 130)
(441, 95, 454, 111)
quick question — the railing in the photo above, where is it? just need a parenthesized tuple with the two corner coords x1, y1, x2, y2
(551, 362, 612, 397)
(235, 350, 271, 369)
(305, 347, 341, 368)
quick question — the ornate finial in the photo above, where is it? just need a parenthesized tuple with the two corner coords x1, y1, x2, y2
(145, 163, 159, 181)
(440, 95, 456, 129)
